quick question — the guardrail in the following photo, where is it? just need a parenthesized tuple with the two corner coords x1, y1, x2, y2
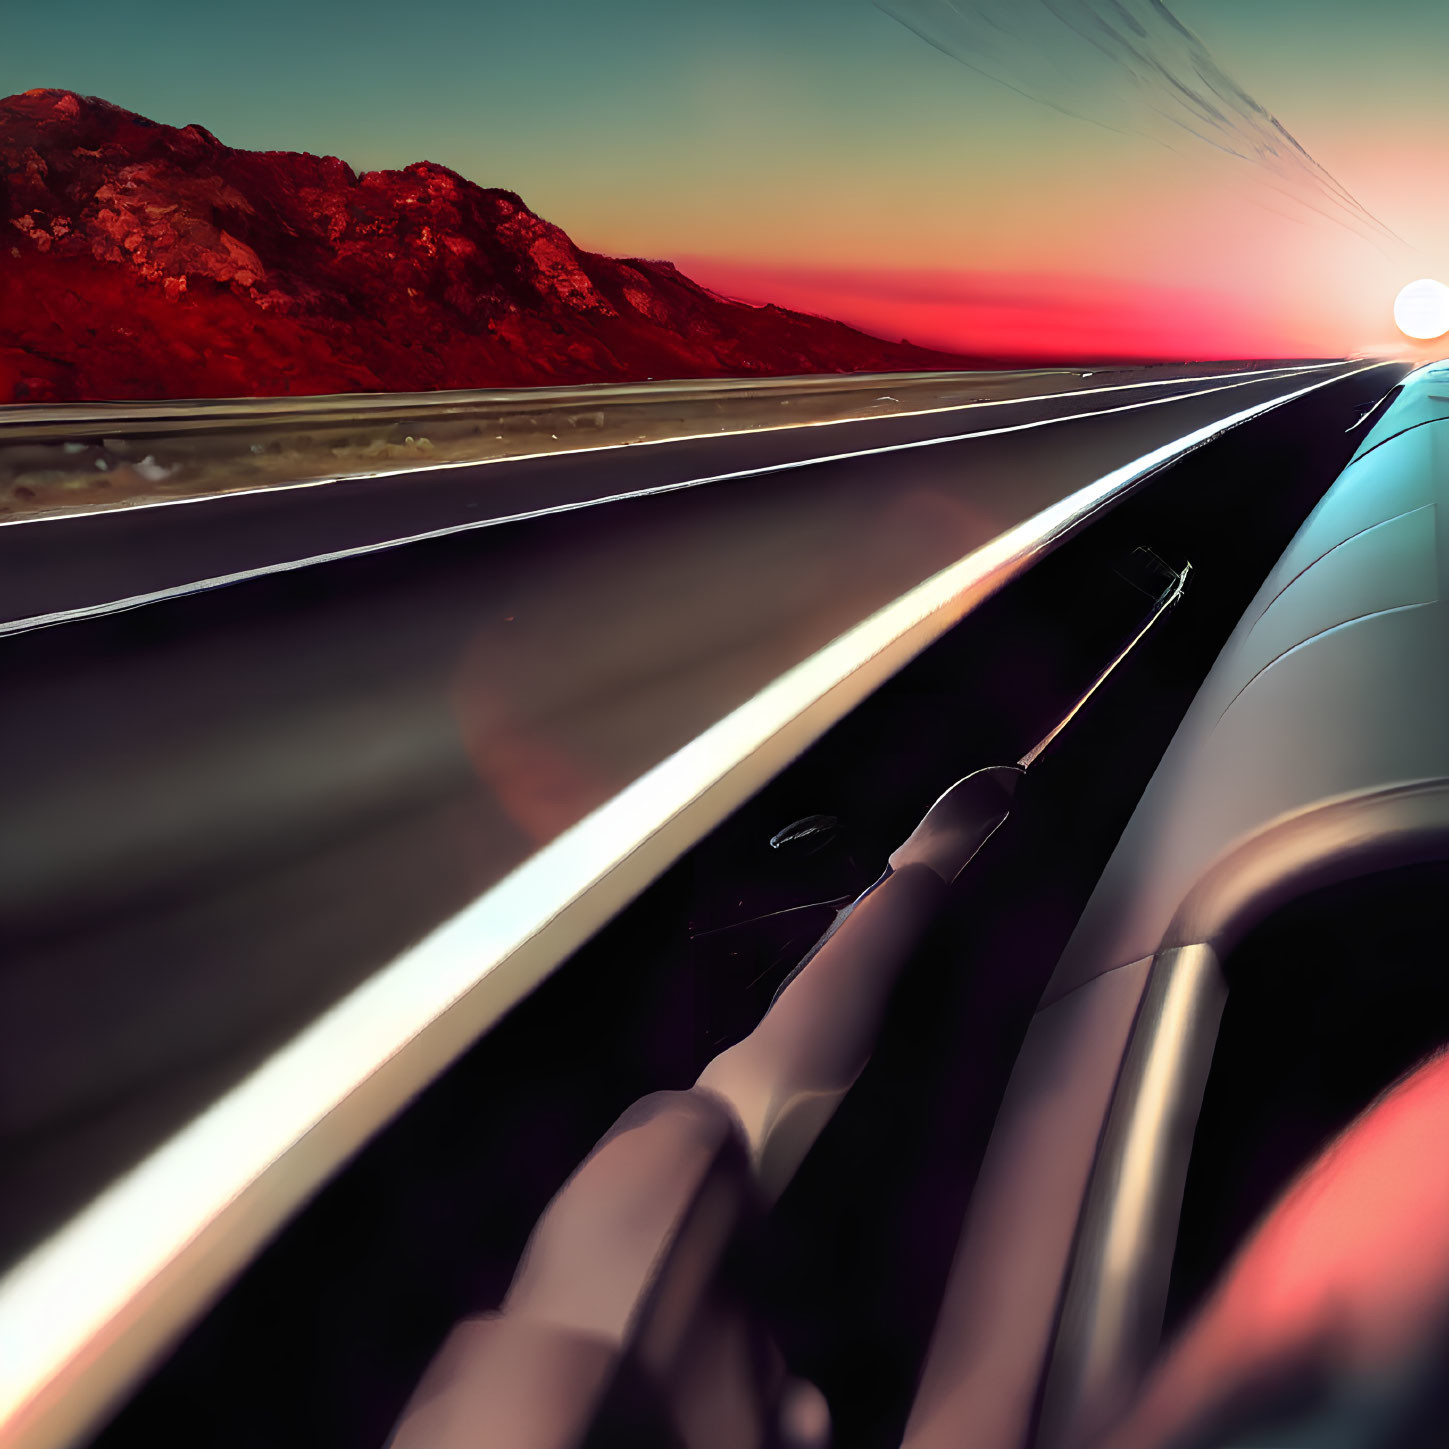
(0, 362, 1336, 523)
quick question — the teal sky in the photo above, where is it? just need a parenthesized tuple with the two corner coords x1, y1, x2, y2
(4, 0, 1063, 242)
(7, 1, 1449, 356)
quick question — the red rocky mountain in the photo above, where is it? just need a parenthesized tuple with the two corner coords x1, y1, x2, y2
(0, 89, 967, 402)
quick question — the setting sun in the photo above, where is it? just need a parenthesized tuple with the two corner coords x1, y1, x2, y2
(1393, 278, 1449, 340)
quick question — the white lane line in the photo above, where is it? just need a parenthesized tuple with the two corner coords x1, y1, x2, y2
(1, 361, 1342, 530)
(0, 364, 1364, 638)
(0, 361, 1340, 430)
(0, 361, 1384, 1449)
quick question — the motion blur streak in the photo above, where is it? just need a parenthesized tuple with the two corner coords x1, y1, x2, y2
(0, 370, 1373, 1449)
(876, 0, 1401, 249)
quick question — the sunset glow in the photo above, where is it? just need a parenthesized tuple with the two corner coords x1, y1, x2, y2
(6, 0, 1449, 362)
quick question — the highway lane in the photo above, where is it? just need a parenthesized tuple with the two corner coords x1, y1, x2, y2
(0, 363, 1342, 630)
(0, 361, 1390, 1282)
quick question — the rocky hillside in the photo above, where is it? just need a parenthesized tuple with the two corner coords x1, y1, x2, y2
(0, 89, 966, 402)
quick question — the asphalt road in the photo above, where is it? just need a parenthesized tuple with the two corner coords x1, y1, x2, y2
(0, 364, 1343, 630)
(0, 360, 1388, 1268)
